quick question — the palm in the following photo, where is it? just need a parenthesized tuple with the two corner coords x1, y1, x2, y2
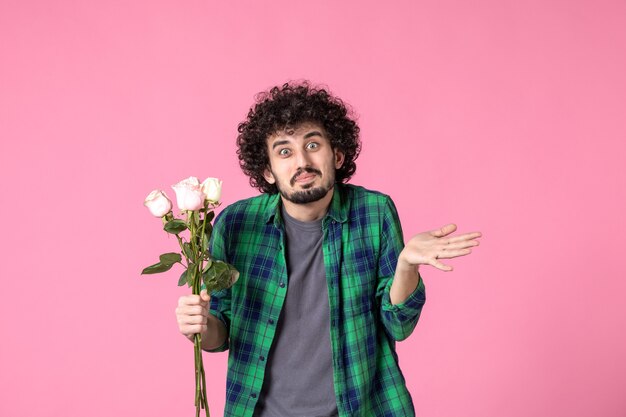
(399, 223, 481, 271)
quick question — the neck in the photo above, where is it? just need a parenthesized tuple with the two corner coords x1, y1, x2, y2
(281, 187, 334, 222)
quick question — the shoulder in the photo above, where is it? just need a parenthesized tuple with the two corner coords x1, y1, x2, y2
(341, 183, 397, 214)
(213, 193, 277, 230)
(217, 193, 270, 216)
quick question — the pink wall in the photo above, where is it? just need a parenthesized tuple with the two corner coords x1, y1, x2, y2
(1, 1, 625, 416)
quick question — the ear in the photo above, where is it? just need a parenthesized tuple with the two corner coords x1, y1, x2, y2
(263, 166, 276, 184)
(334, 149, 345, 170)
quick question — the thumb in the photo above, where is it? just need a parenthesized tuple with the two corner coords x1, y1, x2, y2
(200, 289, 210, 302)
(431, 223, 457, 237)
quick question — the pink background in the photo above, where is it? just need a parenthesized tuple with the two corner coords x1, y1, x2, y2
(1, 1, 625, 416)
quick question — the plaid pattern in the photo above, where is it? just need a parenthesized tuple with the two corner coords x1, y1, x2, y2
(206, 184, 426, 417)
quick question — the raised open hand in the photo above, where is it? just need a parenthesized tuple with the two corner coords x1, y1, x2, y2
(398, 223, 482, 272)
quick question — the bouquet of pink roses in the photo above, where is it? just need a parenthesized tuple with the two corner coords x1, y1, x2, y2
(142, 176, 238, 417)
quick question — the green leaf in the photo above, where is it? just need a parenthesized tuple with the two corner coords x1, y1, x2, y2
(141, 262, 174, 274)
(159, 252, 182, 266)
(182, 242, 193, 259)
(201, 267, 216, 290)
(164, 219, 187, 234)
(202, 259, 213, 272)
(213, 260, 229, 275)
(188, 263, 197, 286)
(201, 233, 209, 252)
(178, 270, 188, 286)
(204, 211, 215, 224)
(202, 261, 229, 290)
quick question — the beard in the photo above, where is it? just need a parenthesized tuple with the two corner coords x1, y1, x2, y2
(274, 167, 335, 205)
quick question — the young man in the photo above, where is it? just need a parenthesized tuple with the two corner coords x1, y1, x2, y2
(176, 82, 482, 417)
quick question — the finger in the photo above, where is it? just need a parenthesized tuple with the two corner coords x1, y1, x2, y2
(442, 240, 480, 251)
(430, 258, 453, 271)
(184, 324, 207, 335)
(447, 232, 482, 243)
(184, 315, 208, 325)
(430, 223, 457, 238)
(437, 248, 472, 259)
(200, 289, 211, 303)
(179, 313, 207, 326)
(175, 304, 207, 319)
(178, 295, 202, 307)
(182, 305, 208, 316)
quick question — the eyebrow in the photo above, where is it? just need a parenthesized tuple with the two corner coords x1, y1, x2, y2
(271, 131, 324, 150)
(304, 130, 323, 139)
(272, 140, 290, 150)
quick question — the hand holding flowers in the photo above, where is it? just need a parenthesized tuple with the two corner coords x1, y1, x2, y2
(142, 176, 237, 417)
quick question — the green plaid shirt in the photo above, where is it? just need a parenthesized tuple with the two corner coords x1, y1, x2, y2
(207, 183, 426, 417)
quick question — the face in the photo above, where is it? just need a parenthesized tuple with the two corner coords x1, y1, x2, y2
(263, 121, 344, 205)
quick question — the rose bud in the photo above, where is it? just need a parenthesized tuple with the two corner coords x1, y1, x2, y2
(201, 177, 222, 203)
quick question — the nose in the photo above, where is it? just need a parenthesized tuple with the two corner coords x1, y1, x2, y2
(294, 148, 311, 168)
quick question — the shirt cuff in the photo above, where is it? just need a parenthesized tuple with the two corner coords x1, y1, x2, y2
(381, 272, 426, 314)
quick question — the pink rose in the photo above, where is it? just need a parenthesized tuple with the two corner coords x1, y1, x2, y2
(171, 176, 206, 211)
(144, 190, 173, 217)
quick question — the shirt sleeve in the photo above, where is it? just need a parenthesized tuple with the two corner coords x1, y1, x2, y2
(202, 210, 232, 352)
(376, 196, 426, 342)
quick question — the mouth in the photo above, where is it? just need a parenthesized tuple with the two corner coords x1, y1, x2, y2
(291, 169, 321, 186)
(295, 173, 316, 184)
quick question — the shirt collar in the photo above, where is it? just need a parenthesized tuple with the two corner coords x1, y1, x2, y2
(264, 183, 350, 226)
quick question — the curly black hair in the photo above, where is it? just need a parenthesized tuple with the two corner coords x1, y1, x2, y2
(236, 80, 361, 194)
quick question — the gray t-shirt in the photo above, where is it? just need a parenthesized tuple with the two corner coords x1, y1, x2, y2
(253, 206, 338, 417)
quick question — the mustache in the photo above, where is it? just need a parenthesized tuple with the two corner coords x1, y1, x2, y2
(290, 167, 322, 186)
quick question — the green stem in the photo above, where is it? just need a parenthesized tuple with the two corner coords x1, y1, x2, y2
(188, 211, 210, 417)
(195, 334, 201, 408)
(196, 332, 208, 414)
(189, 211, 198, 275)
(196, 343, 201, 417)
(165, 211, 211, 415)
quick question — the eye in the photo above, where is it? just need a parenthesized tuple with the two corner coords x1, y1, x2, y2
(278, 148, 291, 157)
(306, 142, 319, 150)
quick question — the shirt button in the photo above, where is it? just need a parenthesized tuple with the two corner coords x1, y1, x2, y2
(279, 282, 285, 288)
(259, 355, 265, 361)
(251, 393, 257, 398)
(268, 319, 274, 325)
